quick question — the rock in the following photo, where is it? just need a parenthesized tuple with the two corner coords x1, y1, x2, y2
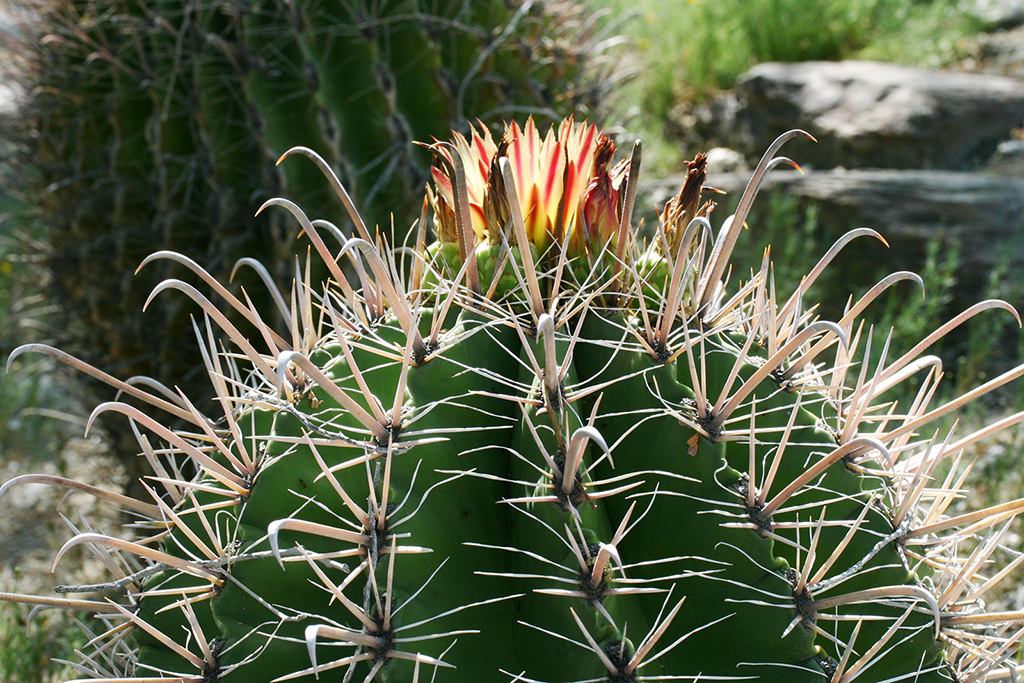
(704, 147, 748, 174)
(970, 0, 1024, 30)
(642, 169, 1024, 312)
(694, 61, 1024, 171)
(987, 137, 1024, 174)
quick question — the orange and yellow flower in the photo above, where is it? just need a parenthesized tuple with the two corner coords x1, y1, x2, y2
(429, 117, 620, 255)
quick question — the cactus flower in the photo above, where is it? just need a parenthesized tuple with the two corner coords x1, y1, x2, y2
(430, 117, 609, 254)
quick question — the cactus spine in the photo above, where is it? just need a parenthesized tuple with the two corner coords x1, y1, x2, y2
(3, 118, 1024, 682)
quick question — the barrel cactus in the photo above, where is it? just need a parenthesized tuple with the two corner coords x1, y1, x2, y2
(5, 0, 613, 438)
(3, 118, 1024, 682)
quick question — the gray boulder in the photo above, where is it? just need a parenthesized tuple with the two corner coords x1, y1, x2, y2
(695, 61, 1024, 171)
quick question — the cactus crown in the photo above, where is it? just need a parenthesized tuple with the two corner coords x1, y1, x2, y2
(3, 118, 1024, 683)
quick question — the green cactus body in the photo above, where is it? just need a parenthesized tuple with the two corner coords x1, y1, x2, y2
(4, 120, 1024, 683)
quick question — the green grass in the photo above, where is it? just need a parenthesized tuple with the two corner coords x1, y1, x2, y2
(857, 1, 989, 67)
(591, 0, 984, 174)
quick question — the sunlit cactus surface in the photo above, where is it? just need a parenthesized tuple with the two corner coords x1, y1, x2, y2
(3, 118, 1024, 683)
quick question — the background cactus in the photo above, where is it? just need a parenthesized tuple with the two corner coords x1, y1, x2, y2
(2, 0, 615, 453)
(3, 118, 1024, 682)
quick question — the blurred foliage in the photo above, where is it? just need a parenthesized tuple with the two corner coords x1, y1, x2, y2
(592, 0, 984, 174)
